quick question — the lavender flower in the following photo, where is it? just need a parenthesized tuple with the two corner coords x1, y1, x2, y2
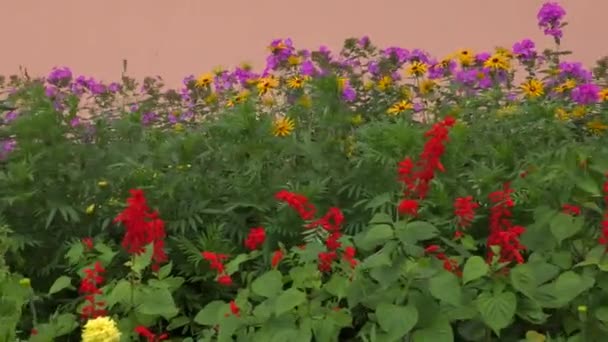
(4, 111, 18, 123)
(45, 86, 58, 98)
(47, 67, 73, 86)
(342, 86, 356, 102)
(300, 60, 317, 76)
(537, 2, 566, 39)
(512, 39, 536, 60)
(70, 117, 81, 127)
(382, 47, 410, 64)
(559, 62, 592, 82)
(0, 139, 16, 160)
(367, 61, 380, 76)
(358, 36, 370, 48)
(571, 83, 600, 105)
(108, 82, 121, 93)
(475, 52, 491, 63)
(141, 112, 157, 126)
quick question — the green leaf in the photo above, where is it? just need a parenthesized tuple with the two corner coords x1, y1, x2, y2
(275, 288, 306, 316)
(65, 241, 84, 265)
(396, 221, 439, 244)
(167, 316, 190, 330)
(48, 276, 72, 295)
(369, 212, 393, 225)
(136, 287, 178, 320)
(510, 264, 537, 298)
(324, 274, 349, 299)
(132, 243, 154, 274)
(475, 291, 516, 335)
(355, 224, 394, 251)
(157, 262, 173, 280)
(412, 315, 454, 342)
(376, 303, 418, 339)
(574, 175, 600, 196)
(549, 212, 584, 244)
(194, 300, 226, 326)
(107, 280, 133, 307)
(462, 256, 489, 285)
(225, 252, 257, 275)
(429, 271, 462, 306)
(365, 192, 392, 210)
(252, 270, 283, 298)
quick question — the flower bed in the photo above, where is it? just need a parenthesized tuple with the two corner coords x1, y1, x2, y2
(1, 2, 608, 341)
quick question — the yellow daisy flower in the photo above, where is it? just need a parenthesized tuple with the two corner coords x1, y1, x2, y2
(287, 55, 302, 66)
(406, 61, 428, 77)
(286, 75, 308, 89)
(586, 120, 608, 135)
(273, 117, 295, 137)
(555, 108, 570, 121)
(457, 49, 474, 66)
(554, 79, 576, 93)
(520, 79, 544, 98)
(572, 106, 587, 118)
(81, 316, 121, 342)
(387, 100, 414, 116)
(483, 53, 510, 71)
(257, 76, 279, 95)
(495, 47, 514, 60)
(599, 88, 608, 101)
(419, 79, 436, 95)
(195, 73, 213, 88)
(377, 76, 393, 91)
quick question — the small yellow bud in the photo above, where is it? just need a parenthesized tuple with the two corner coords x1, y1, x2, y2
(97, 180, 108, 188)
(19, 278, 31, 287)
(85, 204, 95, 215)
(578, 305, 588, 313)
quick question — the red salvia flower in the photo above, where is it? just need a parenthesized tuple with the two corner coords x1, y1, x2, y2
(79, 261, 107, 319)
(454, 196, 479, 228)
(318, 251, 337, 272)
(308, 207, 344, 231)
(135, 326, 169, 342)
(244, 227, 266, 251)
(82, 237, 94, 251)
(229, 300, 240, 317)
(599, 177, 608, 248)
(562, 203, 581, 216)
(486, 183, 526, 265)
(325, 232, 342, 251)
(275, 190, 317, 220)
(217, 274, 233, 286)
(201, 251, 229, 274)
(114, 189, 168, 271)
(424, 245, 440, 254)
(343, 246, 358, 268)
(271, 250, 284, 268)
(398, 199, 419, 217)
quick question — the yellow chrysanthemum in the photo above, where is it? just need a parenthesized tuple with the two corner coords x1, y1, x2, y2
(572, 106, 587, 118)
(273, 117, 295, 137)
(363, 81, 374, 90)
(387, 100, 414, 116)
(287, 55, 302, 66)
(554, 79, 576, 93)
(406, 61, 428, 77)
(457, 49, 474, 66)
(257, 76, 279, 95)
(81, 316, 121, 342)
(286, 75, 308, 89)
(351, 114, 364, 126)
(555, 108, 570, 121)
(483, 53, 510, 71)
(419, 79, 436, 95)
(586, 120, 608, 135)
(195, 73, 214, 88)
(234, 90, 250, 104)
(520, 79, 544, 98)
(377, 76, 393, 91)
(599, 88, 608, 101)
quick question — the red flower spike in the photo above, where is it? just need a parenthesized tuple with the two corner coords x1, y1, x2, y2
(217, 274, 233, 286)
(229, 300, 240, 317)
(271, 250, 284, 268)
(244, 227, 266, 250)
(275, 190, 317, 220)
(135, 326, 169, 342)
(398, 199, 419, 217)
(454, 196, 479, 228)
(562, 204, 581, 216)
(82, 237, 94, 250)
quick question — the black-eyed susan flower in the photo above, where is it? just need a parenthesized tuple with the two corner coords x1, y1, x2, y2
(554, 79, 576, 93)
(387, 100, 414, 116)
(457, 49, 474, 66)
(286, 75, 308, 89)
(419, 79, 436, 95)
(273, 117, 295, 137)
(256, 76, 279, 95)
(520, 79, 544, 98)
(586, 120, 608, 135)
(555, 108, 570, 121)
(483, 53, 510, 71)
(195, 73, 213, 88)
(376, 76, 393, 91)
(406, 61, 428, 77)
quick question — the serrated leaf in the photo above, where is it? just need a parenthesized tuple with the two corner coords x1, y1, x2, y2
(429, 271, 462, 306)
(476, 291, 516, 335)
(396, 221, 439, 244)
(48, 276, 72, 295)
(549, 212, 584, 244)
(132, 243, 154, 274)
(355, 224, 394, 251)
(376, 304, 418, 339)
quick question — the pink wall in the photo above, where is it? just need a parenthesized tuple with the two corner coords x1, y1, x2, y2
(2, 0, 604, 86)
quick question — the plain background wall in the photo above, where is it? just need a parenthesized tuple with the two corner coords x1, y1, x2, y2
(1, 0, 604, 86)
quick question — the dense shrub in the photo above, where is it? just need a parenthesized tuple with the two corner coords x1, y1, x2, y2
(2, 2, 608, 341)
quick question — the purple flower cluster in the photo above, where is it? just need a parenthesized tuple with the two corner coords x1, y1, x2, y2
(512, 39, 537, 61)
(537, 2, 566, 39)
(0, 139, 16, 160)
(47, 67, 73, 86)
(571, 83, 600, 105)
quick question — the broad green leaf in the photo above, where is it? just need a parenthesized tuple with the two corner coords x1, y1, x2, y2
(275, 288, 306, 316)
(167, 316, 190, 330)
(376, 303, 418, 339)
(65, 242, 84, 265)
(574, 175, 600, 196)
(462, 256, 489, 285)
(549, 212, 584, 244)
(412, 315, 454, 342)
(131, 243, 154, 274)
(252, 270, 283, 298)
(476, 291, 516, 335)
(429, 271, 462, 306)
(355, 224, 394, 251)
(136, 287, 178, 320)
(194, 300, 226, 325)
(396, 221, 439, 244)
(48, 276, 72, 295)
(369, 212, 393, 225)
(365, 192, 392, 210)
(525, 331, 547, 342)
(107, 280, 132, 307)
(324, 274, 349, 299)
(510, 264, 537, 298)
(225, 252, 257, 275)
(157, 262, 173, 280)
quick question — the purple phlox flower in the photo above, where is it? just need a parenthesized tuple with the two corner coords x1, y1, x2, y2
(167, 112, 179, 124)
(182, 75, 195, 86)
(318, 45, 332, 59)
(70, 117, 81, 127)
(108, 82, 121, 93)
(45, 85, 58, 98)
(537, 2, 566, 38)
(358, 36, 370, 48)
(409, 49, 431, 64)
(475, 52, 491, 63)
(266, 38, 296, 70)
(455, 69, 478, 86)
(571, 83, 600, 105)
(233, 67, 257, 86)
(391, 71, 402, 81)
(181, 110, 194, 121)
(141, 112, 157, 125)
(4, 111, 19, 124)
(367, 61, 380, 76)
(382, 47, 410, 64)
(558, 62, 592, 82)
(300, 60, 317, 76)
(477, 68, 493, 89)
(341, 85, 356, 102)
(506, 92, 518, 101)
(0, 138, 16, 160)
(413, 102, 424, 112)
(129, 103, 139, 112)
(213, 72, 235, 92)
(47, 67, 73, 87)
(512, 39, 537, 60)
